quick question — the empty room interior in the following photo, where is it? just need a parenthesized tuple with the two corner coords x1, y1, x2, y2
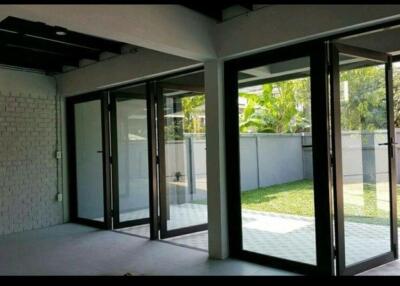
(4, 3, 400, 276)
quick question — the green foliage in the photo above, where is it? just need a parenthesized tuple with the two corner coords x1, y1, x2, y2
(164, 94, 205, 141)
(239, 64, 394, 134)
(181, 94, 205, 134)
(393, 65, 400, 128)
(340, 65, 387, 131)
(239, 78, 311, 133)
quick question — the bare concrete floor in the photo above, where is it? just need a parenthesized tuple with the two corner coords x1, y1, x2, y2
(0, 223, 293, 276)
(0, 223, 398, 276)
(360, 260, 400, 276)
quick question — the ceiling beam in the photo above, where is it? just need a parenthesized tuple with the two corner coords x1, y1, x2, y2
(161, 83, 204, 93)
(239, 4, 254, 11)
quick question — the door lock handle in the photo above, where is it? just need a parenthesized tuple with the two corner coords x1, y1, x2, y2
(378, 142, 398, 146)
(97, 150, 104, 153)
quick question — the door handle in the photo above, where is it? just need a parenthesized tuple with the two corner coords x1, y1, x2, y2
(97, 150, 104, 153)
(378, 140, 398, 159)
(378, 142, 398, 146)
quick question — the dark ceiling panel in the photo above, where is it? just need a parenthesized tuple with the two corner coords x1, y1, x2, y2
(4, 45, 81, 67)
(0, 16, 128, 73)
(0, 16, 123, 54)
(0, 46, 64, 72)
(0, 30, 100, 61)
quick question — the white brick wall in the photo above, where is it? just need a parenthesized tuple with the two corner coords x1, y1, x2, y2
(0, 69, 62, 235)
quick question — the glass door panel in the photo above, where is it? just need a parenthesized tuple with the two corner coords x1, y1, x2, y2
(67, 93, 110, 229)
(110, 84, 151, 229)
(75, 100, 105, 222)
(158, 70, 208, 238)
(330, 43, 398, 275)
(237, 57, 317, 265)
(225, 42, 334, 275)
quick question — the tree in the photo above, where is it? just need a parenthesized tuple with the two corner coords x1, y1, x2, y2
(239, 77, 311, 134)
(393, 65, 400, 128)
(181, 94, 205, 134)
(164, 94, 206, 141)
(340, 65, 387, 131)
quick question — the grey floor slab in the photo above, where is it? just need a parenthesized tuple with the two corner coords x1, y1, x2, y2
(360, 260, 400, 276)
(119, 206, 392, 267)
(0, 223, 293, 276)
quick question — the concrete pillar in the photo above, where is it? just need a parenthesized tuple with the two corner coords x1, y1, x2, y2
(205, 60, 229, 259)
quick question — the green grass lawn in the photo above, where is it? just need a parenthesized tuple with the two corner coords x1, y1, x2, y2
(241, 179, 400, 225)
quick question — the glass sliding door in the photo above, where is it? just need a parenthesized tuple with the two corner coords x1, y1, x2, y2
(157, 70, 208, 238)
(225, 42, 334, 275)
(330, 43, 398, 275)
(110, 84, 153, 230)
(67, 92, 111, 229)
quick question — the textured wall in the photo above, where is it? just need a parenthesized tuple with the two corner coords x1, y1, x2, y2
(0, 68, 61, 235)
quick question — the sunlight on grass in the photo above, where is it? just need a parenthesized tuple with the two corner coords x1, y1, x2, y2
(241, 179, 400, 225)
(241, 179, 315, 216)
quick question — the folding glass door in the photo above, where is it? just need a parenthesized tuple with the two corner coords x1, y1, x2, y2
(68, 70, 206, 240)
(225, 41, 334, 275)
(67, 92, 111, 229)
(330, 43, 398, 275)
(157, 70, 208, 238)
(110, 83, 155, 231)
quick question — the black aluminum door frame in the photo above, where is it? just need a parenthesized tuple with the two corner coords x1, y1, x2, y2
(329, 42, 398, 276)
(66, 91, 112, 229)
(156, 73, 208, 239)
(224, 40, 335, 275)
(109, 83, 159, 238)
(66, 68, 202, 239)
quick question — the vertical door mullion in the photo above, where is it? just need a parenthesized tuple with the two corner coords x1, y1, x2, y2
(66, 98, 78, 222)
(109, 92, 120, 228)
(329, 43, 346, 275)
(147, 82, 160, 240)
(156, 82, 168, 238)
(386, 58, 398, 257)
(101, 92, 112, 229)
(225, 61, 243, 257)
(310, 41, 336, 275)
